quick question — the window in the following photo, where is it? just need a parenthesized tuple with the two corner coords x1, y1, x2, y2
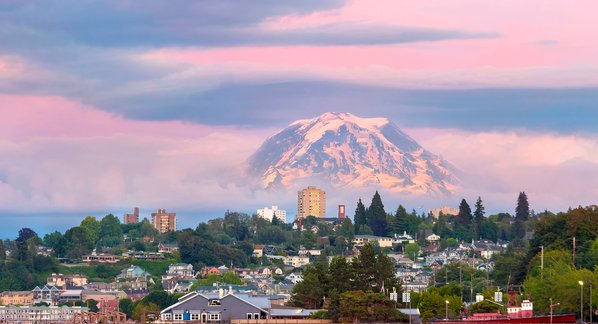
(246, 313, 252, 320)
(208, 313, 220, 321)
(208, 299, 221, 306)
(173, 313, 183, 320)
(253, 313, 260, 319)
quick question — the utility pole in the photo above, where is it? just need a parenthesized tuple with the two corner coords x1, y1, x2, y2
(446, 266, 448, 285)
(541, 245, 544, 281)
(573, 236, 577, 269)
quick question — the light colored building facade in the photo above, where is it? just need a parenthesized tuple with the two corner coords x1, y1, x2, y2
(256, 206, 287, 223)
(296, 186, 326, 219)
(123, 207, 140, 224)
(429, 206, 459, 218)
(0, 305, 89, 323)
(353, 235, 394, 248)
(0, 291, 34, 306)
(47, 274, 89, 288)
(152, 209, 177, 233)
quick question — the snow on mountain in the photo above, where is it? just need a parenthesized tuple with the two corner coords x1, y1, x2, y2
(248, 112, 459, 195)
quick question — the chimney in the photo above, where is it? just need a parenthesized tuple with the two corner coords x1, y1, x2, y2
(219, 288, 224, 299)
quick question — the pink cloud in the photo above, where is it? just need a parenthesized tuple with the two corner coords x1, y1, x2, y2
(0, 94, 266, 140)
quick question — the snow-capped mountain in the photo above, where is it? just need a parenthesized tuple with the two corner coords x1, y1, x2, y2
(248, 112, 459, 195)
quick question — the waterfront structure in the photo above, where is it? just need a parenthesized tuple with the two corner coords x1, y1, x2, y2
(0, 291, 34, 306)
(151, 209, 177, 233)
(123, 207, 140, 224)
(0, 305, 89, 322)
(297, 186, 326, 219)
(256, 206, 287, 223)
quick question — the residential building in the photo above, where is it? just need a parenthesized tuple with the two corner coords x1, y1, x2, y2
(256, 206, 287, 223)
(151, 209, 177, 233)
(298, 247, 321, 257)
(394, 231, 416, 245)
(123, 207, 139, 224)
(122, 250, 165, 260)
(296, 186, 326, 219)
(252, 245, 265, 258)
(429, 206, 459, 218)
(166, 263, 195, 278)
(0, 305, 89, 322)
(47, 274, 88, 288)
(158, 242, 179, 253)
(200, 267, 220, 277)
(57, 290, 83, 304)
(426, 233, 441, 244)
(124, 289, 149, 302)
(353, 235, 394, 248)
(32, 286, 61, 305)
(0, 291, 34, 306)
(160, 290, 321, 322)
(82, 251, 119, 264)
(81, 290, 117, 303)
(283, 256, 310, 268)
(117, 265, 150, 280)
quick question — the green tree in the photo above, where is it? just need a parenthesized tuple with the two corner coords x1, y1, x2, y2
(14, 228, 38, 262)
(64, 226, 94, 259)
(329, 256, 354, 293)
(516, 192, 530, 221)
(368, 191, 388, 236)
(43, 231, 66, 257)
(473, 197, 485, 238)
(337, 218, 355, 241)
(393, 205, 409, 234)
(290, 266, 327, 308)
(98, 214, 123, 247)
(354, 199, 367, 234)
(80, 216, 100, 244)
(405, 243, 420, 261)
(119, 298, 135, 318)
(353, 244, 377, 291)
(457, 199, 473, 226)
(0, 240, 6, 262)
(339, 290, 404, 322)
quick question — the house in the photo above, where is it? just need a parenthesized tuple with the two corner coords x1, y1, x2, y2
(200, 266, 221, 277)
(158, 242, 179, 254)
(252, 245, 265, 258)
(394, 231, 416, 245)
(167, 263, 195, 278)
(297, 247, 321, 257)
(36, 246, 54, 256)
(47, 274, 89, 288)
(353, 235, 394, 248)
(117, 265, 150, 280)
(0, 291, 34, 306)
(122, 250, 165, 260)
(124, 289, 149, 302)
(263, 246, 278, 256)
(284, 273, 303, 284)
(57, 290, 83, 304)
(160, 289, 321, 322)
(81, 290, 117, 302)
(82, 250, 120, 264)
(0, 306, 89, 322)
(283, 256, 310, 268)
(217, 265, 230, 275)
(32, 285, 61, 305)
(426, 234, 441, 244)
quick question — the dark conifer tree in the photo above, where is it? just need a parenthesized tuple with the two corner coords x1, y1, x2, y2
(473, 197, 485, 238)
(368, 191, 388, 236)
(516, 192, 530, 221)
(393, 205, 409, 234)
(457, 199, 473, 226)
(354, 198, 367, 234)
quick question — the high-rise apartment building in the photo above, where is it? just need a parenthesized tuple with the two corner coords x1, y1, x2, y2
(151, 209, 176, 233)
(297, 186, 326, 219)
(123, 207, 139, 224)
(257, 206, 287, 223)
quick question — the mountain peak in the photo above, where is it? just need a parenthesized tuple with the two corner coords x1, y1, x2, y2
(248, 112, 459, 195)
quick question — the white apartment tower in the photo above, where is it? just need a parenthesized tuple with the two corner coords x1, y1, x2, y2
(257, 206, 287, 223)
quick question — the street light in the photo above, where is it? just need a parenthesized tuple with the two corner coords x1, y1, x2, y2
(549, 298, 560, 324)
(579, 281, 584, 323)
(445, 300, 450, 320)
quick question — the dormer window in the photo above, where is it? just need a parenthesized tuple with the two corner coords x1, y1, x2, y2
(208, 299, 221, 306)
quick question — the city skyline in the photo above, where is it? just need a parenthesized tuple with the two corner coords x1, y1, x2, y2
(1, 1, 598, 237)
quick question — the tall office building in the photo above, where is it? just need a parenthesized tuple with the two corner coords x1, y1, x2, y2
(257, 206, 287, 223)
(297, 186, 326, 219)
(151, 209, 176, 233)
(123, 207, 139, 224)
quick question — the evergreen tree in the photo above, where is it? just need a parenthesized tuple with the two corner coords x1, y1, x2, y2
(457, 199, 473, 226)
(0, 240, 5, 262)
(353, 244, 377, 291)
(354, 199, 366, 234)
(329, 256, 355, 293)
(516, 191, 530, 221)
(368, 191, 388, 237)
(473, 197, 485, 239)
(98, 214, 123, 247)
(393, 205, 409, 234)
